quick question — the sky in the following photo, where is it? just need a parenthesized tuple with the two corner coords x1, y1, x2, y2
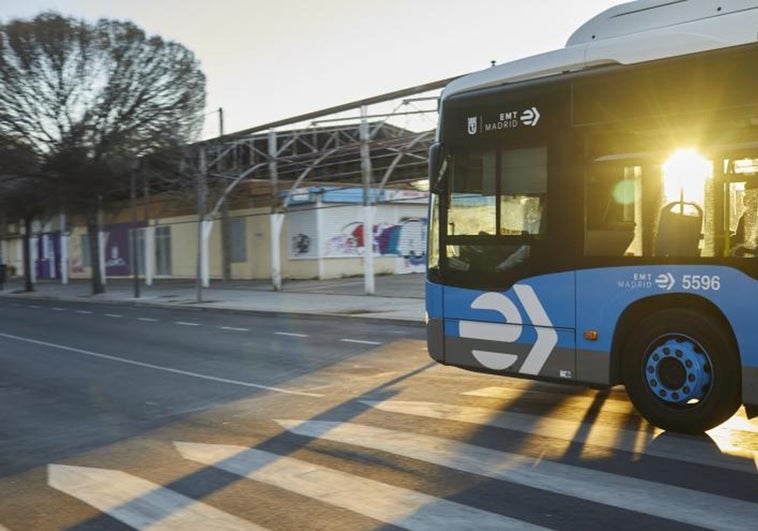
(1, 0, 626, 138)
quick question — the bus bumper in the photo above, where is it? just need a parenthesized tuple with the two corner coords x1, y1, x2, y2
(426, 318, 444, 362)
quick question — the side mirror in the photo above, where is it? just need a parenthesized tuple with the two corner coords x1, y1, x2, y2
(428, 143, 448, 193)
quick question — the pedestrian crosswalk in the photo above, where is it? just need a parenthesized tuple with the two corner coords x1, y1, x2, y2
(44, 386, 758, 530)
(48, 464, 266, 530)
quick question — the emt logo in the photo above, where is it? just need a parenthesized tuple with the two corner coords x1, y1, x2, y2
(467, 116, 478, 135)
(458, 285, 558, 375)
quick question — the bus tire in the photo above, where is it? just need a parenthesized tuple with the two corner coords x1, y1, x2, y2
(621, 308, 741, 434)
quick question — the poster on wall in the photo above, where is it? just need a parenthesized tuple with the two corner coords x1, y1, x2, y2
(104, 223, 132, 276)
(34, 232, 62, 279)
(69, 223, 141, 276)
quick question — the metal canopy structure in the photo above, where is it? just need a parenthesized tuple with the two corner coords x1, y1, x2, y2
(196, 76, 458, 218)
(204, 121, 433, 211)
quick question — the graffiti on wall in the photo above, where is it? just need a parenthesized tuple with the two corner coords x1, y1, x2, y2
(291, 233, 312, 256)
(325, 217, 427, 264)
(287, 209, 318, 259)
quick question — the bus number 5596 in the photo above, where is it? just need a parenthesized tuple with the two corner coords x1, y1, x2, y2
(681, 275, 721, 291)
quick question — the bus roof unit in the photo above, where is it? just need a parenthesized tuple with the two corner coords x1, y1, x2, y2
(442, 0, 758, 100)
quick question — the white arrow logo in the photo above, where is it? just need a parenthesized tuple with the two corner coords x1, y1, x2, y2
(459, 285, 558, 375)
(655, 273, 676, 290)
(520, 107, 541, 126)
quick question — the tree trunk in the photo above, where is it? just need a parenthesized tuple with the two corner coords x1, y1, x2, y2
(22, 217, 34, 292)
(87, 215, 105, 294)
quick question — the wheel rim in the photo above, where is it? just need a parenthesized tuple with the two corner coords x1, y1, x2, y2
(643, 336, 712, 405)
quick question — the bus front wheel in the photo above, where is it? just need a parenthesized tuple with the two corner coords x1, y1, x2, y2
(621, 308, 741, 434)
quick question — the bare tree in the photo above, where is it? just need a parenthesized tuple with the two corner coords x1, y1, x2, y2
(0, 12, 206, 293)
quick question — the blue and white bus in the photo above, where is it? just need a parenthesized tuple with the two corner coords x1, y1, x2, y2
(426, 0, 758, 433)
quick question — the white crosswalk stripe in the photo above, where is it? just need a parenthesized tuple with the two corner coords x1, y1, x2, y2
(176, 442, 548, 530)
(362, 399, 758, 473)
(276, 419, 758, 530)
(48, 464, 266, 530)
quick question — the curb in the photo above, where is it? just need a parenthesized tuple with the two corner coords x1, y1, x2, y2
(0, 290, 426, 327)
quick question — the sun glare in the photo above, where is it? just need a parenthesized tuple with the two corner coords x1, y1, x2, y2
(662, 148, 711, 204)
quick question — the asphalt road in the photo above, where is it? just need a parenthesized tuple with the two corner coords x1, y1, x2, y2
(1, 298, 757, 530)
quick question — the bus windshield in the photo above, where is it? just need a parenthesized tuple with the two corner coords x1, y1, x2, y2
(444, 146, 547, 273)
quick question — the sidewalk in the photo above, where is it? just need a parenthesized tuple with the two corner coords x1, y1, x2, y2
(0, 274, 426, 324)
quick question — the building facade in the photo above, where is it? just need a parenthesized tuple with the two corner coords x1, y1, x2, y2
(0, 187, 428, 283)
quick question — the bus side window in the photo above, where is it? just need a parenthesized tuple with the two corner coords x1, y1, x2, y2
(730, 180, 758, 257)
(585, 171, 638, 256)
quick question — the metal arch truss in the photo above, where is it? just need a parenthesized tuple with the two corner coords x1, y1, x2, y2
(196, 78, 454, 216)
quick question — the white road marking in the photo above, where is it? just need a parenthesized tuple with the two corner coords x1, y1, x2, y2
(340, 339, 382, 345)
(75, 310, 93, 315)
(137, 317, 159, 322)
(221, 326, 249, 332)
(176, 321, 200, 327)
(361, 400, 757, 474)
(276, 419, 758, 531)
(52, 307, 65, 312)
(27, 305, 40, 309)
(48, 464, 265, 530)
(0, 332, 323, 397)
(104, 314, 123, 318)
(175, 442, 548, 531)
(711, 413, 758, 434)
(274, 332, 309, 338)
